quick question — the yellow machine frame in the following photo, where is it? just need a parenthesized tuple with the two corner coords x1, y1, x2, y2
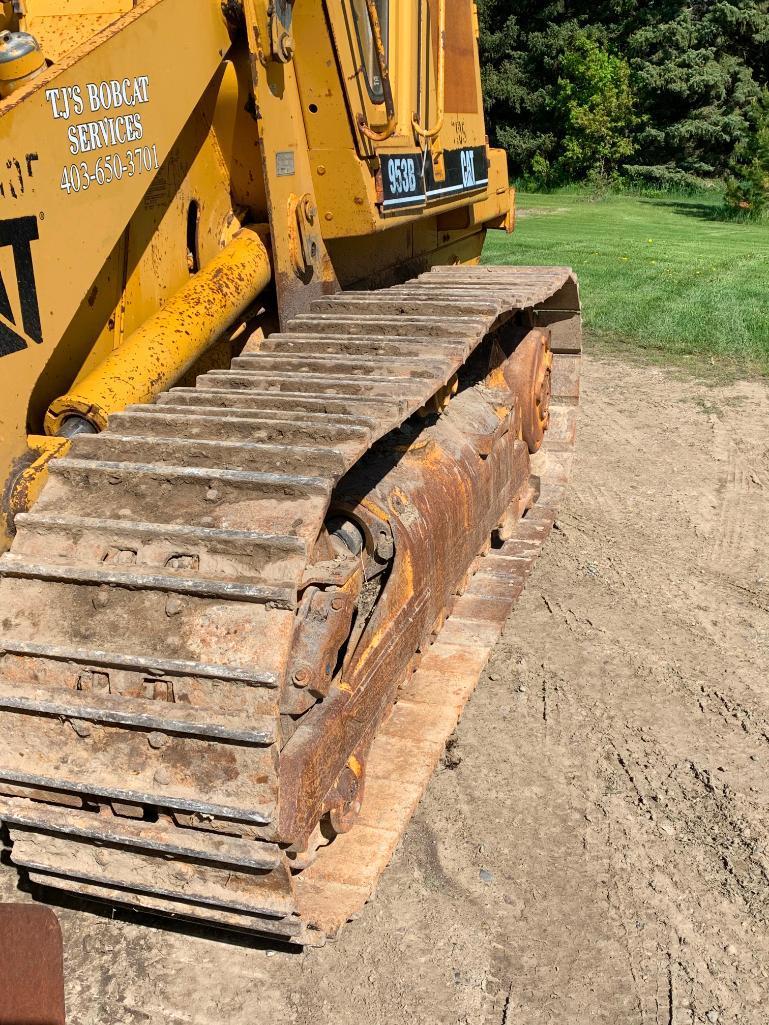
(0, 0, 513, 547)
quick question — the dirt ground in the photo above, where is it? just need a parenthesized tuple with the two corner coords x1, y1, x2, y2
(2, 350, 768, 1025)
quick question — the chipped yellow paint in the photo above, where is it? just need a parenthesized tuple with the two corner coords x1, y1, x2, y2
(0, 0, 512, 549)
(5, 435, 69, 523)
(46, 226, 272, 432)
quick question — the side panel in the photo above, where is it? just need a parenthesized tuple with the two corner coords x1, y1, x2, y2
(431, 0, 478, 114)
(315, 0, 499, 229)
(0, 0, 231, 544)
(22, 0, 135, 63)
(242, 0, 339, 326)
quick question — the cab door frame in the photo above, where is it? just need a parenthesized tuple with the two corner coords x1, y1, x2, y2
(324, 0, 418, 157)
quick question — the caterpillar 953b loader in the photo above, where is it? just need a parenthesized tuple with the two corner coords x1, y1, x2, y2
(0, 0, 581, 945)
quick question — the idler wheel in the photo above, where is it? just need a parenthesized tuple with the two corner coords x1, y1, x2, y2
(505, 328, 553, 453)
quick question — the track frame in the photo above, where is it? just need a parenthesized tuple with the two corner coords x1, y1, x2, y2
(0, 266, 581, 945)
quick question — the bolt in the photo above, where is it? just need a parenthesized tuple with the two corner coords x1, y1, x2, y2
(71, 719, 91, 739)
(292, 666, 311, 688)
(205, 487, 220, 502)
(148, 732, 167, 750)
(93, 849, 108, 867)
(92, 589, 109, 609)
(154, 767, 172, 786)
(330, 596, 345, 611)
(376, 535, 394, 561)
(165, 597, 184, 617)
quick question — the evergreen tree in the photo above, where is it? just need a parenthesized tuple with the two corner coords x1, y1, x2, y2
(477, 0, 769, 182)
(624, 1, 769, 177)
(477, 1, 582, 173)
(725, 89, 769, 215)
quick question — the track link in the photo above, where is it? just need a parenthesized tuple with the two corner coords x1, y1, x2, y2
(0, 266, 581, 945)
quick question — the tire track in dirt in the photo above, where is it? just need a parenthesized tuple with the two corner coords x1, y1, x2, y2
(479, 673, 663, 1025)
(496, 359, 769, 1025)
(707, 416, 769, 577)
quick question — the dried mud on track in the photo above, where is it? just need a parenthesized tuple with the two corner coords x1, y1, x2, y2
(2, 352, 769, 1025)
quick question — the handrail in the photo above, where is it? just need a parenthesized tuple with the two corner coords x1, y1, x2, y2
(412, 0, 445, 141)
(356, 0, 397, 143)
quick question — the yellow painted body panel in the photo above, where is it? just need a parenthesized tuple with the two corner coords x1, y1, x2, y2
(0, 0, 514, 547)
(21, 0, 136, 63)
(47, 226, 272, 432)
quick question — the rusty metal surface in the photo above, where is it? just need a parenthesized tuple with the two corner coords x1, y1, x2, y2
(46, 228, 273, 434)
(297, 333, 583, 936)
(492, 327, 553, 453)
(0, 266, 580, 945)
(0, 905, 65, 1025)
(277, 368, 534, 848)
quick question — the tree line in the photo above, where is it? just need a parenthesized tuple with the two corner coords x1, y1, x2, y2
(478, 0, 769, 210)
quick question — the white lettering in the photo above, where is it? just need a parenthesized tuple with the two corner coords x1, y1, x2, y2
(76, 124, 91, 154)
(46, 88, 62, 119)
(59, 143, 159, 193)
(110, 79, 123, 109)
(66, 112, 148, 155)
(461, 150, 477, 188)
(53, 76, 151, 124)
(86, 82, 100, 113)
(113, 115, 126, 145)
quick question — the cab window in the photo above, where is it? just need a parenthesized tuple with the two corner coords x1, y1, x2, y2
(351, 0, 389, 103)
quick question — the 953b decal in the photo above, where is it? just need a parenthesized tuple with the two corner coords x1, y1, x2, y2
(381, 146, 489, 215)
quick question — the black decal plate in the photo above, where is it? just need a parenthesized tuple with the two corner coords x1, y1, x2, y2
(381, 146, 489, 216)
(425, 145, 488, 201)
(381, 153, 426, 213)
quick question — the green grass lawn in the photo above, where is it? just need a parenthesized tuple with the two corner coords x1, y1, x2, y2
(482, 191, 769, 374)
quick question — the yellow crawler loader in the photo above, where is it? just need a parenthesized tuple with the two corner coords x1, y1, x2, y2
(0, 0, 581, 945)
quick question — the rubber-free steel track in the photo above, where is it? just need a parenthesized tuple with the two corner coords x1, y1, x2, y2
(0, 266, 581, 945)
